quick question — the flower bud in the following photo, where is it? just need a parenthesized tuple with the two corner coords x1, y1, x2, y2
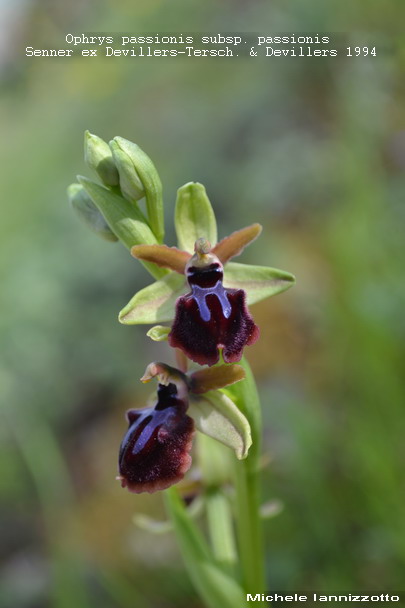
(68, 183, 118, 242)
(109, 138, 145, 202)
(84, 131, 119, 187)
(110, 137, 164, 243)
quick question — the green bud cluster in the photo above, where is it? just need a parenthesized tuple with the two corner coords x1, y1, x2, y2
(68, 131, 165, 263)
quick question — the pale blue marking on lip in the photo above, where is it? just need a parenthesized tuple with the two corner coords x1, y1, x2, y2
(191, 280, 232, 321)
(125, 408, 176, 455)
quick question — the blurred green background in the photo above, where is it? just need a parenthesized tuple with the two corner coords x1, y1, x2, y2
(1, 0, 405, 606)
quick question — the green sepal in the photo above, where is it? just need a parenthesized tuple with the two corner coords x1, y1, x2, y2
(165, 489, 246, 608)
(224, 261, 295, 305)
(189, 390, 252, 460)
(68, 183, 118, 242)
(175, 182, 217, 252)
(111, 137, 165, 243)
(146, 325, 171, 341)
(77, 176, 167, 280)
(84, 131, 119, 187)
(118, 272, 187, 324)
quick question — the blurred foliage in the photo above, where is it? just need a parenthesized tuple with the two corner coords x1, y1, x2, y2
(1, 0, 405, 606)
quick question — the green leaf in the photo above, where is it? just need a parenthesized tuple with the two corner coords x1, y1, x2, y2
(146, 325, 171, 341)
(111, 137, 165, 243)
(189, 390, 252, 460)
(224, 261, 295, 305)
(68, 183, 118, 242)
(175, 182, 217, 252)
(119, 272, 187, 324)
(165, 489, 246, 608)
(78, 176, 167, 280)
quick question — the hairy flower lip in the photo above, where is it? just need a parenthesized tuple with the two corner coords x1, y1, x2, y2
(118, 382, 195, 494)
(168, 242, 260, 366)
(118, 362, 248, 493)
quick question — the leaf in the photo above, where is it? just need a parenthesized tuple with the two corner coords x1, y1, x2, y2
(175, 182, 217, 252)
(146, 325, 171, 341)
(189, 390, 252, 460)
(131, 244, 190, 274)
(118, 272, 187, 324)
(212, 224, 262, 264)
(190, 365, 245, 394)
(165, 489, 246, 608)
(224, 262, 295, 305)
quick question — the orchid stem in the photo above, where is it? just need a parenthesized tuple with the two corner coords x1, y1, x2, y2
(227, 357, 266, 595)
(205, 488, 237, 573)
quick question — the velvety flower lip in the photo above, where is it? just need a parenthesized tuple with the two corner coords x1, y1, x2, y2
(117, 362, 249, 493)
(118, 381, 194, 494)
(168, 241, 259, 366)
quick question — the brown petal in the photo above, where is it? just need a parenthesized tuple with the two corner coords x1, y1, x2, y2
(131, 244, 191, 274)
(212, 224, 262, 264)
(190, 364, 245, 394)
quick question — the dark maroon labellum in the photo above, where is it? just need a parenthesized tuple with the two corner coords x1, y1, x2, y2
(118, 383, 194, 494)
(169, 261, 259, 366)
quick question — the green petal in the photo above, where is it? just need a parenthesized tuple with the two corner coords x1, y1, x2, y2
(189, 390, 252, 460)
(118, 272, 187, 325)
(146, 325, 171, 341)
(175, 182, 217, 252)
(224, 262, 295, 305)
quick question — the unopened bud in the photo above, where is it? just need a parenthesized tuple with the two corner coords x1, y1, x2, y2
(84, 131, 119, 187)
(110, 137, 164, 243)
(68, 183, 118, 242)
(109, 138, 145, 202)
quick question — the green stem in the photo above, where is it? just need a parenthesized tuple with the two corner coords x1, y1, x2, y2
(205, 489, 237, 571)
(165, 488, 246, 608)
(197, 433, 238, 573)
(227, 357, 266, 595)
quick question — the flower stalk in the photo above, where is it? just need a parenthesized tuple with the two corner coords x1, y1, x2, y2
(69, 132, 295, 607)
